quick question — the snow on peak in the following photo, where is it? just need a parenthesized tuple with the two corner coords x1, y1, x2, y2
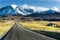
(11, 4, 17, 10)
(11, 4, 29, 15)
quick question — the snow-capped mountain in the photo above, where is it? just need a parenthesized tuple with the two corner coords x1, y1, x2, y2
(0, 4, 29, 16)
(0, 4, 59, 16)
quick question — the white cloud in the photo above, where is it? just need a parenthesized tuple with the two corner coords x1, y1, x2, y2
(21, 4, 59, 12)
(51, 6, 59, 12)
(21, 4, 49, 12)
(21, 4, 29, 9)
(36, 7, 49, 12)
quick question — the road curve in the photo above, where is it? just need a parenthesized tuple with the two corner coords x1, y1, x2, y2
(0, 23, 56, 40)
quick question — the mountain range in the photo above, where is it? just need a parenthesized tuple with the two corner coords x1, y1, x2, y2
(0, 4, 60, 19)
(0, 4, 29, 16)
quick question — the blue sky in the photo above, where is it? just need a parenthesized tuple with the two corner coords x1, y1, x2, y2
(0, 0, 60, 9)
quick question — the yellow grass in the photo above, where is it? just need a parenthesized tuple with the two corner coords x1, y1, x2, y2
(20, 21, 60, 33)
(0, 20, 14, 36)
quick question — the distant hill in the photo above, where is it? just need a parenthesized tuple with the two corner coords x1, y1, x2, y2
(0, 4, 60, 21)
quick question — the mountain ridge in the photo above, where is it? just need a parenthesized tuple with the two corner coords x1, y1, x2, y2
(0, 4, 60, 17)
(0, 4, 29, 16)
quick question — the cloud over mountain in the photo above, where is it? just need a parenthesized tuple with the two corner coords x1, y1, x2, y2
(21, 4, 59, 12)
(21, 4, 49, 12)
(51, 6, 59, 12)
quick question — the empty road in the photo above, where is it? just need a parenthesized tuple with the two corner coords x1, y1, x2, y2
(0, 23, 56, 40)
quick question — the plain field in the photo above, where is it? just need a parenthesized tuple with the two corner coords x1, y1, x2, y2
(0, 20, 14, 36)
(20, 21, 60, 33)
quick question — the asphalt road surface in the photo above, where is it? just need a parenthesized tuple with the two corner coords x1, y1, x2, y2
(0, 23, 56, 40)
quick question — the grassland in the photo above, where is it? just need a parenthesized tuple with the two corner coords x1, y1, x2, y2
(0, 20, 14, 36)
(0, 20, 60, 39)
(20, 21, 60, 33)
